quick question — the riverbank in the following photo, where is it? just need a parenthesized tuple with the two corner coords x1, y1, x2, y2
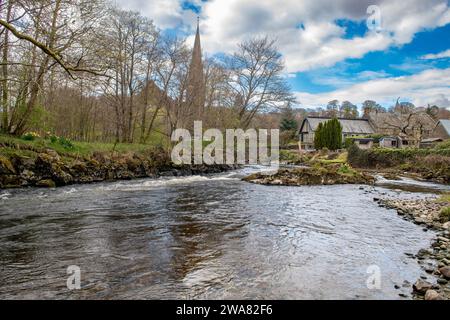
(347, 143, 450, 184)
(376, 195, 450, 300)
(0, 135, 238, 189)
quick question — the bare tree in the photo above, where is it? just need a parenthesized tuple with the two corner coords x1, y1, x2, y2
(228, 36, 294, 129)
(0, 0, 109, 135)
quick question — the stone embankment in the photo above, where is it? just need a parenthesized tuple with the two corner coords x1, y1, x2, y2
(0, 149, 238, 189)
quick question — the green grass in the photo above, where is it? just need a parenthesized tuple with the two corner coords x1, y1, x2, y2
(440, 207, 450, 222)
(436, 193, 450, 204)
(315, 152, 348, 164)
(337, 163, 358, 177)
(0, 133, 168, 158)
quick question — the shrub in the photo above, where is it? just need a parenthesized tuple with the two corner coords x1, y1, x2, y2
(337, 163, 356, 176)
(50, 135, 58, 144)
(347, 144, 370, 167)
(344, 137, 355, 149)
(280, 130, 297, 148)
(280, 150, 298, 162)
(434, 140, 450, 150)
(22, 132, 40, 141)
(58, 136, 74, 149)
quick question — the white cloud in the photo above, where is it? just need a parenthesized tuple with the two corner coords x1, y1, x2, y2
(198, 0, 450, 72)
(113, 0, 450, 73)
(112, 0, 450, 109)
(295, 68, 450, 109)
(112, 0, 188, 29)
(421, 49, 450, 60)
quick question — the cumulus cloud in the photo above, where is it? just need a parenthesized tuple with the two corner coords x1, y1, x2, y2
(112, 0, 189, 29)
(114, 0, 450, 72)
(197, 0, 450, 72)
(295, 68, 450, 109)
(113, 0, 450, 108)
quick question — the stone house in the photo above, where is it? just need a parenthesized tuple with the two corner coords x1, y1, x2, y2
(367, 111, 436, 147)
(298, 117, 374, 151)
(379, 136, 414, 149)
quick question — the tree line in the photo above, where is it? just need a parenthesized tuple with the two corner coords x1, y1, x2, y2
(0, 0, 294, 144)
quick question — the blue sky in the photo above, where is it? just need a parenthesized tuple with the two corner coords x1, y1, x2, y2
(116, 0, 450, 109)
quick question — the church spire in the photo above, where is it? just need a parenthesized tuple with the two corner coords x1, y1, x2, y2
(187, 16, 205, 120)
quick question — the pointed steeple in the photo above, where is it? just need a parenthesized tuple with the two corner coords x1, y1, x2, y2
(194, 16, 201, 52)
(187, 17, 205, 119)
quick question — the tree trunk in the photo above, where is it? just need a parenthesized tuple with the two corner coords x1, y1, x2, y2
(1, 1, 13, 132)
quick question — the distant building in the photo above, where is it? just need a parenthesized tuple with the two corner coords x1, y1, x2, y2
(367, 111, 436, 146)
(420, 138, 445, 149)
(186, 18, 206, 120)
(432, 119, 450, 140)
(379, 136, 413, 149)
(353, 138, 374, 150)
(298, 117, 374, 151)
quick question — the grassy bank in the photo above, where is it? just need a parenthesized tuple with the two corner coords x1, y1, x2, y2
(0, 133, 239, 189)
(347, 141, 450, 183)
(0, 133, 167, 158)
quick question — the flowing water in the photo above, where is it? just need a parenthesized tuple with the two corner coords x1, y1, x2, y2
(0, 167, 447, 300)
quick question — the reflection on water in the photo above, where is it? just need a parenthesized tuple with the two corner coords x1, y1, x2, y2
(375, 175, 450, 194)
(0, 167, 443, 299)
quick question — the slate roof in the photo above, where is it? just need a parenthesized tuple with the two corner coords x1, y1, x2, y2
(422, 138, 444, 143)
(303, 117, 375, 134)
(438, 119, 450, 135)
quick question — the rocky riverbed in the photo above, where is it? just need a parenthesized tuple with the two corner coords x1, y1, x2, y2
(377, 197, 450, 300)
(0, 149, 239, 189)
(243, 163, 375, 186)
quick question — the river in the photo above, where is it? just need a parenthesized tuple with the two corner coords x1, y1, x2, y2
(0, 166, 448, 299)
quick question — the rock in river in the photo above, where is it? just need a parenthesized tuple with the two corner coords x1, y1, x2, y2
(439, 266, 450, 279)
(36, 179, 56, 188)
(424, 290, 445, 300)
(243, 164, 374, 186)
(413, 279, 433, 294)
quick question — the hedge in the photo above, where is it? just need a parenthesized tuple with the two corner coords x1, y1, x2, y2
(348, 144, 450, 168)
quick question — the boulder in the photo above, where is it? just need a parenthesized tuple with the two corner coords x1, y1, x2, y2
(36, 179, 56, 188)
(439, 266, 450, 279)
(424, 290, 445, 300)
(0, 155, 15, 174)
(19, 169, 36, 186)
(44, 149, 61, 161)
(0, 174, 22, 188)
(34, 153, 73, 185)
(413, 279, 433, 294)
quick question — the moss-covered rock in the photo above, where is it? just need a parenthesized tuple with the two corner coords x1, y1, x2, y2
(1, 143, 239, 189)
(0, 155, 15, 174)
(34, 153, 73, 185)
(243, 164, 374, 186)
(36, 179, 56, 188)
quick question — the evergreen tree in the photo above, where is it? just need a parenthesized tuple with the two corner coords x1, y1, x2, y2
(280, 105, 298, 132)
(314, 118, 343, 151)
(314, 122, 323, 150)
